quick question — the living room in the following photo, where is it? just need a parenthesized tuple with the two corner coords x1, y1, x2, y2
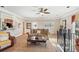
(0, 6, 79, 52)
(0, 6, 60, 52)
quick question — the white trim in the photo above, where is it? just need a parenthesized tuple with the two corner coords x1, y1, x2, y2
(0, 7, 23, 19)
(60, 7, 79, 19)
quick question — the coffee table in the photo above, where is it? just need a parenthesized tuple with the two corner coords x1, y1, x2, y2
(27, 35, 48, 47)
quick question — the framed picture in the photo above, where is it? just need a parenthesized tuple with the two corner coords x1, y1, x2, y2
(26, 23, 31, 29)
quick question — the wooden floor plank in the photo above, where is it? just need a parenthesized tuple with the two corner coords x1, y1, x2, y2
(3, 34, 57, 52)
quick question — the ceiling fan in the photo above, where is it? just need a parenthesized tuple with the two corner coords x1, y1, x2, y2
(36, 8, 50, 15)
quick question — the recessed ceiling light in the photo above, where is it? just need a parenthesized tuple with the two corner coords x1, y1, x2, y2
(0, 6, 5, 8)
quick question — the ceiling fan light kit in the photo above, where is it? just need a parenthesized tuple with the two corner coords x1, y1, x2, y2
(66, 6, 70, 8)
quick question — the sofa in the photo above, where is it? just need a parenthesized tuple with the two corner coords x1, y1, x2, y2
(0, 32, 15, 51)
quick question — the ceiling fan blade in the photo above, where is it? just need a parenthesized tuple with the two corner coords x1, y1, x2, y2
(44, 12, 50, 14)
(44, 8, 48, 11)
(40, 8, 43, 12)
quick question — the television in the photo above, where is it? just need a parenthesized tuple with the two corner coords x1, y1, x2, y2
(6, 23, 13, 28)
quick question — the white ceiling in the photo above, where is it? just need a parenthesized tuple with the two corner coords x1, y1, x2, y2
(4, 6, 79, 20)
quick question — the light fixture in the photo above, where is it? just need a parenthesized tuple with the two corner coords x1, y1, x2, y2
(40, 12, 44, 16)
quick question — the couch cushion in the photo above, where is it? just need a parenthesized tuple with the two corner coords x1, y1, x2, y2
(0, 40, 11, 46)
(0, 40, 11, 49)
(0, 32, 9, 41)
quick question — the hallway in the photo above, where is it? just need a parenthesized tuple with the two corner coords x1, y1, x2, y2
(3, 34, 57, 52)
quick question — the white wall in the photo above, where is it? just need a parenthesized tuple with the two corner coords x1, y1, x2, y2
(0, 7, 24, 37)
(25, 19, 61, 34)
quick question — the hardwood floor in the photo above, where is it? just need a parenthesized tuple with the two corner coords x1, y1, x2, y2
(3, 34, 57, 52)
